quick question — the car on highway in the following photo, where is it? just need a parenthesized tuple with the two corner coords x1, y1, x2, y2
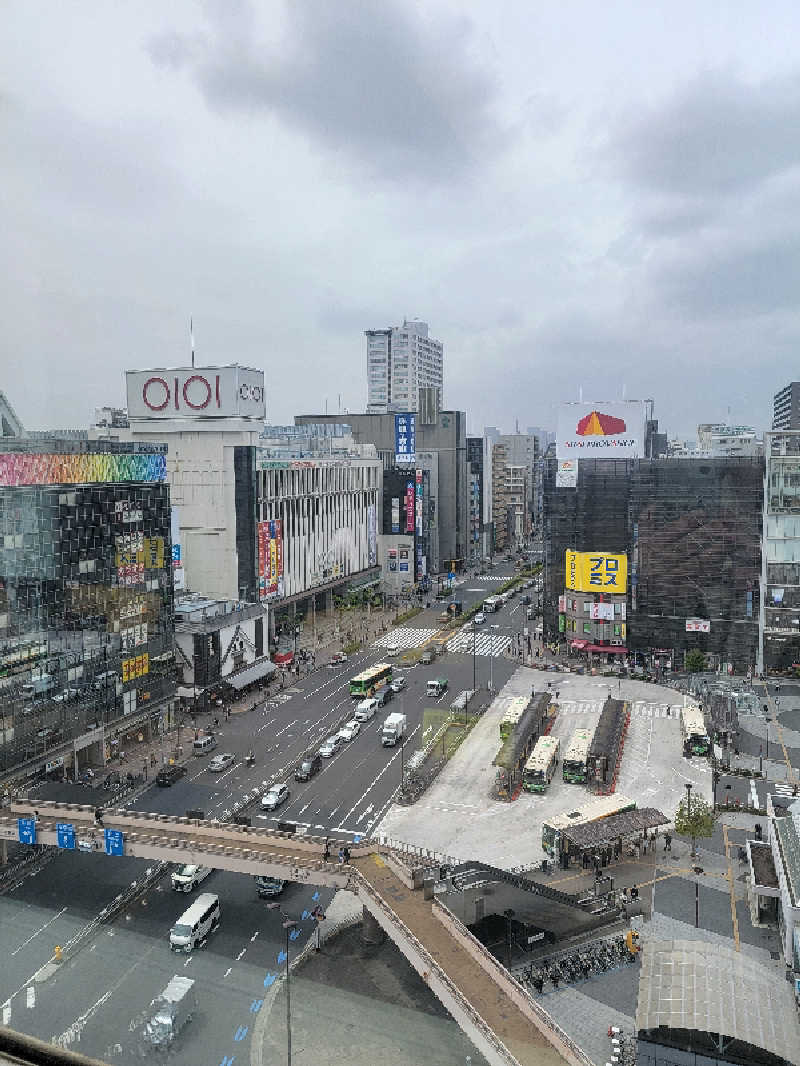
(294, 752, 322, 781)
(419, 648, 436, 665)
(473, 611, 486, 624)
(354, 697, 379, 722)
(254, 875, 285, 898)
(171, 864, 212, 893)
(390, 676, 406, 693)
(526, 606, 535, 620)
(338, 719, 361, 743)
(261, 783, 290, 810)
(156, 764, 187, 787)
(208, 752, 235, 772)
(319, 734, 343, 757)
(328, 652, 348, 667)
(375, 686, 393, 707)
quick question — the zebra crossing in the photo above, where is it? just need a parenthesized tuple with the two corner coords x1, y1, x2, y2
(772, 781, 798, 798)
(372, 627, 439, 651)
(447, 631, 512, 657)
(558, 699, 680, 718)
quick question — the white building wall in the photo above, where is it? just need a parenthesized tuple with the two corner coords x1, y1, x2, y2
(257, 459, 381, 600)
(365, 320, 443, 414)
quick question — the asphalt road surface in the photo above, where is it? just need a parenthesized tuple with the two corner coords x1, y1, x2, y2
(0, 568, 524, 1065)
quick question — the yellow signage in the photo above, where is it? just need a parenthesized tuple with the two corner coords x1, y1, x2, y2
(565, 550, 627, 593)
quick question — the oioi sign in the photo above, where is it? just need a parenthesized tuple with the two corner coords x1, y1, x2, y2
(126, 366, 266, 421)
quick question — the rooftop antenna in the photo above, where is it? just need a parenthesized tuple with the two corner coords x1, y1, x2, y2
(579, 386, 583, 403)
(190, 317, 195, 368)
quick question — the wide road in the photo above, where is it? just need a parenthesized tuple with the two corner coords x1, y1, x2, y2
(0, 566, 528, 1065)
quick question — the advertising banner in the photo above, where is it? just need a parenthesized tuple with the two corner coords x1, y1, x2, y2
(367, 504, 377, 567)
(556, 401, 646, 460)
(558, 595, 567, 613)
(415, 469, 423, 537)
(391, 498, 400, 533)
(590, 602, 614, 622)
(126, 366, 266, 421)
(565, 550, 628, 593)
(556, 460, 578, 488)
(395, 413, 417, 464)
(405, 481, 415, 533)
(258, 519, 284, 599)
(686, 618, 711, 633)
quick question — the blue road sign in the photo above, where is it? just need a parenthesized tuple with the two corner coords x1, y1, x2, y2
(353, 834, 363, 844)
(104, 828, 124, 856)
(448, 571, 455, 581)
(17, 817, 36, 846)
(56, 823, 76, 850)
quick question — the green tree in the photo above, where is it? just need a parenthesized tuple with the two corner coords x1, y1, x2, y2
(685, 649, 707, 674)
(673, 793, 715, 858)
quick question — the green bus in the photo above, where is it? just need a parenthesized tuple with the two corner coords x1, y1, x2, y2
(499, 697, 529, 739)
(349, 662, 393, 699)
(562, 727, 594, 784)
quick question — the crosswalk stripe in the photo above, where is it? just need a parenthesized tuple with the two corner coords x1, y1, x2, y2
(372, 627, 439, 651)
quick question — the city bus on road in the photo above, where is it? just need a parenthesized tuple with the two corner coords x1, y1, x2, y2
(562, 727, 594, 784)
(483, 596, 501, 613)
(522, 735, 560, 793)
(680, 703, 710, 757)
(349, 663, 393, 699)
(541, 793, 636, 856)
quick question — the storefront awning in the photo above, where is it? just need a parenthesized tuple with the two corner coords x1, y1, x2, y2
(570, 640, 589, 650)
(585, 645, 627, 654)
(226, 659, 277, 690)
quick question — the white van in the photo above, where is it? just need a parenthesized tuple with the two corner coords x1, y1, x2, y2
(385, 640, 400, 657)
(354, 697, 379, 722)
(169, 893, 220, 952)
(192, 734, 217, 756)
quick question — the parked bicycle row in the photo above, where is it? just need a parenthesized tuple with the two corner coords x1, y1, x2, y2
(517, 934, 639, 995)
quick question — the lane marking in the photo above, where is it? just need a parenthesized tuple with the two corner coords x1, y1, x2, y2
(11, 906, 68, 957)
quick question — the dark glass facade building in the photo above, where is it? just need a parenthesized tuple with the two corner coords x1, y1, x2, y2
(543, 456, 764, 672)
(0, 440, 175, 781)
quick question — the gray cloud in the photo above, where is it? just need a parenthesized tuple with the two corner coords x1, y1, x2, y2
(613, 69, 800, 198)
(148, 0, 506, 181)
(657, 231, 800, 317)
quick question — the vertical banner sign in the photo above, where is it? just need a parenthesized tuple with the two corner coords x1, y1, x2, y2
(415, 470, 423, 537)
(391, 498, 400, 534)
(405, 481, 415, 533)
(274, 519, 284, 597)
(395, 413, 417, 464)
(17, 818, 36, 845)
(257, 520, 284, 599)
(57, 823, 76, 850)
(257, 521, 268, 600)
(367, 505, 377, 567)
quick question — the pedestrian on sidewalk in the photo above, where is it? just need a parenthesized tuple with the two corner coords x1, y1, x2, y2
(343, 846, 351, 864)
(337, 847, 344, 864)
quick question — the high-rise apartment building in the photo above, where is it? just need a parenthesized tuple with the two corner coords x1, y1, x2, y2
(772, 382, 800, 430)
(366, 319, 443, 414)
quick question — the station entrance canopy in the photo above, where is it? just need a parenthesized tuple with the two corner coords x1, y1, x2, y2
(226, 659, 276, 689)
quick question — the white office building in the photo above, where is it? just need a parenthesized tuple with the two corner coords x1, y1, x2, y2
(366, 319, 443, 414)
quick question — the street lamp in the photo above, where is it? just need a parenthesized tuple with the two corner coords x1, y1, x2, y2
(489, 625, 500, 692)
(472, 621, 477, 696)
(266, 903, 298, 1066)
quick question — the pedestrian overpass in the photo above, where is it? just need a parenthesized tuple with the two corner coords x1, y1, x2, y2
(0, 800, 591, 1066)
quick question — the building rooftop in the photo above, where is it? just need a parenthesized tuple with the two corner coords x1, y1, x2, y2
(774, 813, 800, 906)
(636, 938, 800, 1066)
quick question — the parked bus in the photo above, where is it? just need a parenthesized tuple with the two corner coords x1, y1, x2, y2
(562, 727, 594, 784)
(541, 793, 636, 856)
(522, 735, 560, 793)
(349, 663, 393, 699)
(499, 696, 530, 739)
(483, 596, 501, 613)
(680, 703, 710, 757)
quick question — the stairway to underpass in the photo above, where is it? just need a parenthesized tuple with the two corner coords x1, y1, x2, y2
(1, 802, 592, 1066)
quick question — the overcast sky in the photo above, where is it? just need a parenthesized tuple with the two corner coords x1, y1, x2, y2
(3, 1, 800, 438)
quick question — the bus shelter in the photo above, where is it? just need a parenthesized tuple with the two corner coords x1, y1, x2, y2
(561, 807, 669, 869)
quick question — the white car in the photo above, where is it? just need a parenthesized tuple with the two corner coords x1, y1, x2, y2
(338, 720, 361, 743)
(390, 676, 406, 693)
(261, 783, 290, 810)
(354, 697, 378, 722)
(473, 612, 485, 624)
(171, 864, 212, 892)
(319, 734, 343, 757)
(208, 752, 235, 772)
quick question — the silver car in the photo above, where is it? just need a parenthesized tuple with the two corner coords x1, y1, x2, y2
(208, 752, 235, 772)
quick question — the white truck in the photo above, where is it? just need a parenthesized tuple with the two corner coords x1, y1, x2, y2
(142, 975, 197, 1048)
(381, 712, 407, 747)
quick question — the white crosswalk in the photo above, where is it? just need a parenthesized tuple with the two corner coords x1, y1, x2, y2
(372, 627, 439, 651)
(772, 781, 797, 797)
(447, 631, 512, 658)
(557, 699, 680, 718)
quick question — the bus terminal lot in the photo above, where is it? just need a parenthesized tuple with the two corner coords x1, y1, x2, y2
(379, 668, 712, 870)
